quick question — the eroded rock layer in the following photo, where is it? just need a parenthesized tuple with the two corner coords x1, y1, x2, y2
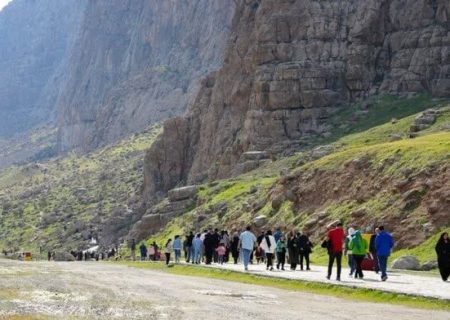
(144, 0, 450, 199)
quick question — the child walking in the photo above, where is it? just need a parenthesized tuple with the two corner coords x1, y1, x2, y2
(216, 243, 226, 265)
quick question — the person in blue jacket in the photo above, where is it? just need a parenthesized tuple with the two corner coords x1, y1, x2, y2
(173, 235, 183, 263)
(192, 233, 203, 264)
(375, 225, 394, 281)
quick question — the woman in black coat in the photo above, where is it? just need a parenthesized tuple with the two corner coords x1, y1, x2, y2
(230, 232, 240, 264)
(287, 231, 299, 270)
(435, 232, 450, 281)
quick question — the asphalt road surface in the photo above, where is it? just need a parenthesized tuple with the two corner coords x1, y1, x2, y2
(0, 259, 448, 320)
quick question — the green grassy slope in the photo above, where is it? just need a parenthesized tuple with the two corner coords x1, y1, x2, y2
(0, 125, 161, 253)
(145, 96, 450, 266)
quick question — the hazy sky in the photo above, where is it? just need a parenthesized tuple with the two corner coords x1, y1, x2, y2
(0, 0, 12, 11)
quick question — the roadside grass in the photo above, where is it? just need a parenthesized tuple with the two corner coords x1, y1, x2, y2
(118, 261, 450, 311)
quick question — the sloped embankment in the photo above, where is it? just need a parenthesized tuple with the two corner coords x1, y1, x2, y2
(142, 106, 450, 251)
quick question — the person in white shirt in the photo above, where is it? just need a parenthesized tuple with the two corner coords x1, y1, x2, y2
(239, 226, 257, 271)
(260, 230, 277, 271)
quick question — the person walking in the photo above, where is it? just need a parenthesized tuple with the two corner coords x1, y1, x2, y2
(130, 239, 136, 261)
(239, 226, 257, 271)
(203, 229, 216, 265)
(344, 227, 356, 276)
(173, 235, 182, 263)
(435, 232, 450, 281)
(369, 227, 380, 273)
(139, 242, 147, 261)
(287, 231, 299, 270)
(327, 222, 345, 281)
(297, 232, 313, 271)
(230, 231, 240, 264)
(375, 225, 394, 281)
(349, 230, 368, 279)
(260, 230, 276, 271)
(192, 233, 203, 264)
(164, 239, 172, 265)
(185, 231, 194, 263)
(215, 243, 226, 265)
(276, 236, 287, 270)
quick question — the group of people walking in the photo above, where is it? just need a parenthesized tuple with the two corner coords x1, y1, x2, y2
(159, 226, 313, 272)
(325, 223, 394, 281)
(132, 224, 450, 284)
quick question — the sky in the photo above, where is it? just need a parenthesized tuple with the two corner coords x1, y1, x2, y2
(0, 0, 12, 11)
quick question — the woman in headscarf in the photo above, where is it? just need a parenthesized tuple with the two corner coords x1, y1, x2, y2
(435, 232, 450, 281)
(344, 227, 356, 276)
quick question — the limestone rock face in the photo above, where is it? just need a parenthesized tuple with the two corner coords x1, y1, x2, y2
(144, 0, 450, 198)
(0, 0, 86, 137)
(56, 0, 235, 152)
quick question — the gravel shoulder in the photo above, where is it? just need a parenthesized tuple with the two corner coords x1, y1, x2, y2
(0, 259, 449, 320)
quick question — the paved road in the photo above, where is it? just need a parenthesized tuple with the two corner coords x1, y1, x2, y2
(0, 259, 449, 320)
(196, 261, 450, 300)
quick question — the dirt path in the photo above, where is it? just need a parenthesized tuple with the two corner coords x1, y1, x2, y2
(0, 259, 449, 320)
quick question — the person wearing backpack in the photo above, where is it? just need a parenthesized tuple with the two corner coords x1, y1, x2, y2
(260, 230, 277, 271)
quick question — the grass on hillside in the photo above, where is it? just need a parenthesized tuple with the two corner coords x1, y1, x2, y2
(0, 125, 162, 253)
(317, 94, 448, 146)
(119, 261, 450, 311)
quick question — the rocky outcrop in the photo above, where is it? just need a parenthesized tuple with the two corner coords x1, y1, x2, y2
(410, 108, 442, 134)
(129, 186, 198, 241)
(0, 0, 86, 138)
(144, 0, 450, 198)
(56, 0, 235, 152)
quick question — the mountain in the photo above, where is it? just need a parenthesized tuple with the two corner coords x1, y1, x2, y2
(56, 0, 235, 152)
(143, 0, 450, 199)
(137, 97, 450, 262)
(0, 0, 86, 138)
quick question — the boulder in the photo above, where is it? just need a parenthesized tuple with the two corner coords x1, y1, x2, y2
(168, 185, 198, 202)
(351, 208, 367, 218)
(304, 217, 319, 228)
(392, 255, 421, 270)
(271, 194, 285, 210)
(253, 215, 268, 227)
(420, 260, 438, 271)
(285, 189, 297, 202)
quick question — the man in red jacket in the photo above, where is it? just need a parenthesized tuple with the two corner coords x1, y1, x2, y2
(327, 222, 345, 281)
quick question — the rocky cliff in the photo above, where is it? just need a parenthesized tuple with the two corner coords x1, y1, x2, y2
(144, 0, 450, 199)
(0, 0, 86, 138)
(56, 0, 235, 152)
